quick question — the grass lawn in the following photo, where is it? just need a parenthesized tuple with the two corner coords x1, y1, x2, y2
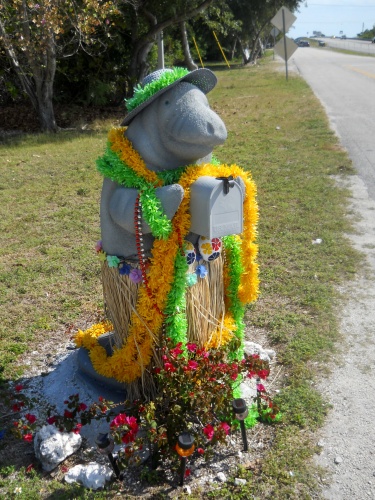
(0, 54, 360, 498)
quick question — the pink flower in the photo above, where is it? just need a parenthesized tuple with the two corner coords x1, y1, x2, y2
(197, 447, 205, 455)
(23, 433, 33, 442)
(25, 413, 37, 424)
(185, 360, 199, 371)
(256, 383, 266, 393)
(95, 240, 102, 252)
(219, 422, 230, 435)
(186, 343, 197, 353)
(203, 424, 214, 441)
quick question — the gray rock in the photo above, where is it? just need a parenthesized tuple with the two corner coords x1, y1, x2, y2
(334, 456, 343, 464)
(34, 424, 82, 472)
(234, 478, 247, 486)
(216, 471, 227, 482)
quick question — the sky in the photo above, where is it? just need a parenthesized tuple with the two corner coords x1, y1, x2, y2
(289, 0, 375, 38)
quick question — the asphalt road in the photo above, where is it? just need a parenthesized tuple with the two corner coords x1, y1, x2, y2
(290, 47, 375, 201)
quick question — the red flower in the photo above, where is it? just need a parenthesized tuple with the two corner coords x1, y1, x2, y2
(203, 424, 215, 441)
(23, 433, 33, 442)
(98, 396, 104, 402)
(64, 410, 74, 419)
(164, 362, 176, 373)
(78, 403, 87, 412)
(170, 342, 183, 357)
(12, 403, 22, 412)
(211, 238, 221, 251)
(154, 367, 161, 374)
(186, 343, 197, 353)
(184, 468, 191, 478)
(73, 424, 82, 434)
(197, 447, 205, 455)
(258, 369, 270, 380)
(26, 463, 34, 473)
(47, 416, 56, 425)
(15, 384, 23, 392)
(256, 383, 266, 393)
(25, 413, 37, 424)
(185, 360, 199, 371)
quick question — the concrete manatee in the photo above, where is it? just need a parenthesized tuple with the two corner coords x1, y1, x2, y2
(77, 67, 259, 396)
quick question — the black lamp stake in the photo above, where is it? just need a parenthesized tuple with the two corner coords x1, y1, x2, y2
(175, 432, 195, 487)
(232, 398, 249, 452)
(96, 432, 122, 479)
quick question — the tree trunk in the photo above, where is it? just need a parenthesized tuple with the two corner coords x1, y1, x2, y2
(0, 18, 58, 132)
(32, 39, 58, 132)
(180, 22, 198, 70)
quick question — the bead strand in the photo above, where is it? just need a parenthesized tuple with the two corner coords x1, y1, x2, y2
(134, 195, 164, 316)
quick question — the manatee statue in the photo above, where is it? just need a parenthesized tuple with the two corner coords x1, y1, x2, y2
(77, 67, 259, 398)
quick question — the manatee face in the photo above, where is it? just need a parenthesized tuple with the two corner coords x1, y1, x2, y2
(126, 82, 227, 169)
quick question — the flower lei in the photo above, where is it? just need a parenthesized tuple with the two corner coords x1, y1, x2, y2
(75, 128, 259, 383)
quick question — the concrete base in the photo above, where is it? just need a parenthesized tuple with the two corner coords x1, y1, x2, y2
(77, 332, 127, 395)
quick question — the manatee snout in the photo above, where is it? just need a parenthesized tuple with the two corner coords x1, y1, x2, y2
(160, 82, 227, 158)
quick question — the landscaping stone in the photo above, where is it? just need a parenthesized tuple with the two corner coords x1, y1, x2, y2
(64, 462, 113, 490)
(34, 424, 82, 471)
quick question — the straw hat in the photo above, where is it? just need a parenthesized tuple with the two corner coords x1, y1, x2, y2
(122, 67, 217, 125)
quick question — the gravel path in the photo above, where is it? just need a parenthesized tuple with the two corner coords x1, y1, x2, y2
(314, 175, 375, 499)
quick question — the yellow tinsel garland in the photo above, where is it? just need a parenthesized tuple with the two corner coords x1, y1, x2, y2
(75, 128, 259, 383)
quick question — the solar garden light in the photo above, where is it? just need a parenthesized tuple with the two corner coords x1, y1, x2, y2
(232, 398, 249, 452)
(96, 432, 122, 479)
(175, 432, 195, 486)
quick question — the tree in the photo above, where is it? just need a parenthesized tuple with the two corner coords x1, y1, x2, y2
(119, 0, 216, 84)
(0, 1, 116, 132)
(225, 0, 302, 64)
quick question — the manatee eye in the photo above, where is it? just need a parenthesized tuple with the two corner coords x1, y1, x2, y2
(164, 100, 170, 105)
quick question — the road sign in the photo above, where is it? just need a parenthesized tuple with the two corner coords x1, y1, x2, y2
(271, 6, 297, 81)
(271, 6, 296, 33)
(274, 36, 298, 61)
(270, 27, 280, 37)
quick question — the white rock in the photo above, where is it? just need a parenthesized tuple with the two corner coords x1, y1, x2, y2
(216, 472, 227, 482)
(243, 341, 275, 362)
(65, 462, 113, 490)
(183, 485, 192, 495)
(334, 456, 343, 464)
(234, 478, 247, 486)
(34, 425, 82, 472)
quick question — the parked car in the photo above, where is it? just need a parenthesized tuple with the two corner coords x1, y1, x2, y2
(372, 37, 375, 44)
(318, 40, 326, 47)
(298, 40, 310, 47)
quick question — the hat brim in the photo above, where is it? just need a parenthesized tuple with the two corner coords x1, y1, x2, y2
(121, 68, 217, 126)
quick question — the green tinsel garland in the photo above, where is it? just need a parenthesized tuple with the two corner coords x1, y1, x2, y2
(96, 145, 172, 239)
(126, 67, 190, 112)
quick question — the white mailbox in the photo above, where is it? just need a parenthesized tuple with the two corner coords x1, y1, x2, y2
(189, 176, 243, 238)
